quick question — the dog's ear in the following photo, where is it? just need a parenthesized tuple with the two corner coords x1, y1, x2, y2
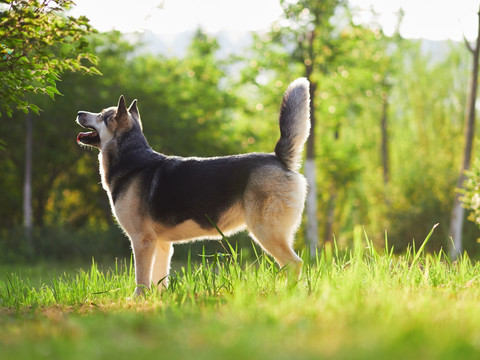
(128, 99, 143, 131)
(116, 95, 128, 119)
(128, 99, 139, 117)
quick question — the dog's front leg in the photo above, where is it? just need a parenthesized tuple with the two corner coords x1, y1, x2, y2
(131, 235, 155, 297)
(152, 241, 174, 290)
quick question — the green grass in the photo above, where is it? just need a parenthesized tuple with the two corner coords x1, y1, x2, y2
(2, 225, 480, 359)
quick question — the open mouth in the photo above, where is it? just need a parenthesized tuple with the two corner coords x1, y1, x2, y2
(77, 126, 100, 145)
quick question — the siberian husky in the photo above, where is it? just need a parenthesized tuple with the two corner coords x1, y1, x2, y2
(76, 78, 311, 296)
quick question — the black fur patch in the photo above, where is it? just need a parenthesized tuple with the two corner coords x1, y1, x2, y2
(106, 125, 281, 229)
(102, 109, 115, 124)
(142, 153, 279, 228)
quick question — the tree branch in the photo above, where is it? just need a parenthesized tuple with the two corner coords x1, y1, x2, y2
(464, 33, 474, 54)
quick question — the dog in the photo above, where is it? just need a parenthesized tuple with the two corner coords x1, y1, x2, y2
(76, 78, 310, 296)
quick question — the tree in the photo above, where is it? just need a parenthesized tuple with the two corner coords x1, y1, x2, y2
(449, 6, 480, 258)
(0, 0, 99, 249)
(0, 0, 99, 117)
(23, 112, 33, 248)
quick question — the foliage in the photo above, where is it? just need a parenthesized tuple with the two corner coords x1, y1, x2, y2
(0, 0, 99, 117)
(384, 41, 471, 252)
(2, 230, 480, 359)
(125, 29, 242, 157)
(462, 155, 480, 229)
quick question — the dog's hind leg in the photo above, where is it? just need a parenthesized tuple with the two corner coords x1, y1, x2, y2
(131, 234, 156, 297)
(244, 170, 306, 281)
(248, 225, 303, 279)
(152, 241, 173, 290)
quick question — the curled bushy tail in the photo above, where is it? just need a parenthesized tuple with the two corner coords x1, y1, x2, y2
(274, 78, 311, 171)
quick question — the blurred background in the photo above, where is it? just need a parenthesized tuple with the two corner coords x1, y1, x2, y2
(1, 0, 480, 264)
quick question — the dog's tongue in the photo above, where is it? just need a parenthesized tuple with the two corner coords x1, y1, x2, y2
(77, 131, 98, 144)
(77, 132, 89, 142)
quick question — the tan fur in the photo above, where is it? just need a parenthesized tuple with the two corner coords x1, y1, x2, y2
(216, 202, 247, 236)
(150, 202, 246, 242)
(112, 178, 175, 293)
(111, 178, 158, 294)
(244, 166, 306, 267)
(111, 177, 144, 235)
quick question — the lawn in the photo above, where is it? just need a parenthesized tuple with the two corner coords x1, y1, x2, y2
(2, 226, 480, 359)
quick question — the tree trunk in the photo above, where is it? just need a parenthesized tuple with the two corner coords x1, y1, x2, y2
(323, 123, 340, 244)
(23, 112, 33, 251)
(449, 8, 480, 258)
(305, 79, 318, 258)
(323, 183, 337, 243)
(381, 92, 390, 186)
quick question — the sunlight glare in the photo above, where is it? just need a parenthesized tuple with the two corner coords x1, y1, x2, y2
(72, 0, 284, 34)
(71, 0, 480, 41)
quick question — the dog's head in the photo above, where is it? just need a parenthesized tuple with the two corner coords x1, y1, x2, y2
(76, 95, 142, 149)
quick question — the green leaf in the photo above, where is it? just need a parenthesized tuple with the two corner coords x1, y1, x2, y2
(45, 85, 61, 99)
(28, 103, 40, 115)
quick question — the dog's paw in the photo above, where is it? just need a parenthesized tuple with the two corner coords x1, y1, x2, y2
(132, 286, 147, 299)
(285, 259, 303, 288)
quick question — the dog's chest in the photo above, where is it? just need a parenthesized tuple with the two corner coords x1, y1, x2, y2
(98, 151, 120, 212)
(98, 152, 110, 192)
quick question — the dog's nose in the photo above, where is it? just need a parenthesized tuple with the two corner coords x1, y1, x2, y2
(78, 111, 85, 117)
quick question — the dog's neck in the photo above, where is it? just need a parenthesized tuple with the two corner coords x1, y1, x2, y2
(99, 129, 155, 203)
